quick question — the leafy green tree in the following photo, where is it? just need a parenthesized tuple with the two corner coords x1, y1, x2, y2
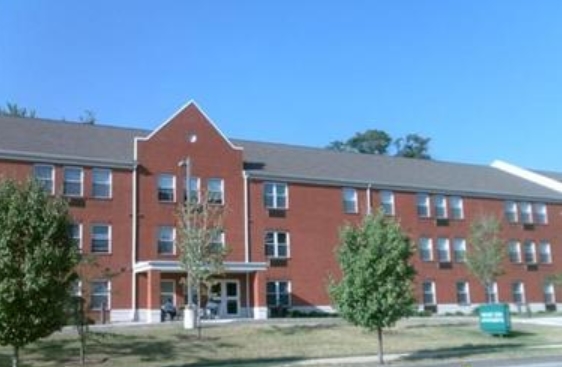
(466, 215, 504, 304)
(330, 211, 416, 364)
(0, 179, 79, 367)
(327, 129, 392, 155)
(394, 134, 431, 159)
(177, 192, 227, 336)
(0, 102, 36, 118)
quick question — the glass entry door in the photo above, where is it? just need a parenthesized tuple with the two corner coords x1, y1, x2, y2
(210, 280, 240, 318)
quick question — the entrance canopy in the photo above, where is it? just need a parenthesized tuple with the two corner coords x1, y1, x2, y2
(133, 260, 267, 274)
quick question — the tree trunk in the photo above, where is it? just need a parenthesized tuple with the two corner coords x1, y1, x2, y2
(12, 345, 19, 367)
(197, 282, 202, 339)
(377, 327, 384, 365)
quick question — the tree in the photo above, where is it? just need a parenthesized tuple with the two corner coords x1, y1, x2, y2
(177, 192, 228, 336)
(0, 179, 79, 367)
(330, 211, 416, 364)
(327, 129, 392, 155)
(466, 215, 504, 304)
(394, 134, 431, 159)
(0, 102, 36, 118)
(79, 110, 97, 124)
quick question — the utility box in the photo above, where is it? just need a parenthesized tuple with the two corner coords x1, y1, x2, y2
(479, 303, 511, 336)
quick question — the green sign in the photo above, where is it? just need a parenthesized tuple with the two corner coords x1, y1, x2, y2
(479, 303, 511, 335)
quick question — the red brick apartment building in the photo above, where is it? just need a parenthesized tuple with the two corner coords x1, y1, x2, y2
(2, 101, 562, 323)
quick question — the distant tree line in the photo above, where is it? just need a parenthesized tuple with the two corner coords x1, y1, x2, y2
(0, 101, 96, 124)
(327, 129, 431, 159)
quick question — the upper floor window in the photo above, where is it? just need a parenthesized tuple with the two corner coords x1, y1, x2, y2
(63, 167, 83, 196)
(512, 281, 525, 304)
(264, 182, 288, 209)
(186, 177, 200, 203)
(210, 230, 225, 252)
(92, 168, 112, 199)
(456, 281, 470, 305)
(504, 201, 518, 223)
(519, 202, 533, 224)
(416, 194, 430, 218)
(523, 240, 536, 264)
(539, 241, 552, 264)
(34, 164, 54, 194)
(380, 190, 395, 216)
(342, 188, 358, 214)
(207, 178, 224, 205)
(450, 196, 464, 220)
(533, 203, 548, 224)
(419, 237, 433, 262)
(436, 237, 450, 263)
(157, 226, 175, 255)
(158, 174, 175, 202)
(266, 280, 291, 307)
(453, 238, 466, 263)
(433, 195, 447, 219)
(91, 224, 111, 253)
(265, 231, 289, 258)
(69, 223, 82, 250)
(508, 240, 522, 263)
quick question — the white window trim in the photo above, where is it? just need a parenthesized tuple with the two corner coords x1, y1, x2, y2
(63, 166, 84, 197)
(266, 280, 292, 307)
(90, 279, 111, 310)
(92, 168, 112, 199)
(433, 195, 448, 219)
(264, 182, 289, 210)
(71, 223, 83, 251)
(33, 164, 55, 195)
(342, 188, 358, 214)
(91, 224, 112, 254)
(437, 237, 451, 262)
(453, 238, 466, 263)
(265, 231, 290, 259)
(544, 282, 556, 305)
(158, 174, 176, 202)
(211, 230, 226, 249)
(187, 176, 201, 203)
(417, 193, 431, 218)
(456, 281, 471, 305)
(157, 226, 176, 255)
(523, 240, 537, 264)
(423, 281, 436, 305)
(380, 190, 395, 216)
(512, 282, 526, 304)
(207, 178, 225, 205)
(539, 241, 552, 264)
(450, 196, 464, 220)
(160, 279, 176, 306)
(419, 237, 433, 262)
(508, 240, 522, 263)
(505, 201, 518, 223)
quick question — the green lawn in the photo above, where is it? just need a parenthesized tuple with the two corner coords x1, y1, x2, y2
(1, 317, 562, 367)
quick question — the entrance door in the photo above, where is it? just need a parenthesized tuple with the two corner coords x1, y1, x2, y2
(210, 280, 240, 318)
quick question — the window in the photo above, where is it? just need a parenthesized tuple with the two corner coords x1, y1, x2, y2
(422, 281, 436, 305)
(186, 176, 200, 203)
(72, 280, 82, 297)
(264, 182, 288, 209)
(210, 230, 225, 252)
(157, 226, 175, 255)
(533, 203, 548, 224)
(539, 241, 552, 264)
(450, 196, 464, 220)
(342, 188, 358, 213)
(433, 195, 447, 219)
(91, 224, 111, 253)
(523, 240, 536, 264)
(33, 165, 54, 194)
(508, 240, 522, 263)
(92, 168, 112, 198)
(456, 281, 470, 305)
(419, 237, 433, 262)
(63, 167, 83, 196)
(380, 190, 395, 216)
(486, 282, 499, 303)
(436, 237, 450, 263)
(266, 281, 291, 307)
(453, 238, 466, 263)
(90, 280, 110, 310)
(519, 202, 533, 224)
(544, 282, 556, 305)
(416, 194, 430, 218)
(158, 174, 175, 202)
(69, 223, 82, 250)
(504, 201, 518, 223)
(160, 280, 175, 306)
(512, 282, 525, 304)
(265, 231, 289, 258)
(207, 178, 224, 204)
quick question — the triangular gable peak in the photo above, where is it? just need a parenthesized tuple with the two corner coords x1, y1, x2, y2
(134, 100, 242, 161)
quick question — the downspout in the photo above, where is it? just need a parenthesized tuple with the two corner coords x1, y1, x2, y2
(243, 171, 250, 263)
(366, 184, 372, 215)
(131, 141, 139, 321)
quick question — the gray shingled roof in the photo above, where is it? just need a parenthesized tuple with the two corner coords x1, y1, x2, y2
(233, 139, 562, 201)
(0, 115, 149, 167)
(1, 115, 561, 201)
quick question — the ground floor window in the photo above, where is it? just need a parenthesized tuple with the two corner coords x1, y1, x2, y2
(544, 283, 556, 305)
(456, 281, 470, 305)
(266, 281, 291, 308)
(422, 281, 436, 305)
(90, 280, 110, 310)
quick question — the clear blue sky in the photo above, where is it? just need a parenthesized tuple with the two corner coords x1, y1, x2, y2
(2, 1, 562, 171)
